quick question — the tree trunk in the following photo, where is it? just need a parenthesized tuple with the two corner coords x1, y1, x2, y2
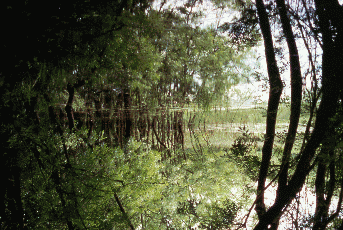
(273, 0, 303, 228)
(255, 0, 283, 222)
(254, 0, 343, 229)
(124, 91, 132, 143)
(66, 83, 75, 131)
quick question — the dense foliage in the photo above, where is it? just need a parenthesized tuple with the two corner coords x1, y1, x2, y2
(1, 0, 257, 229)
(2, 0, 343, 229)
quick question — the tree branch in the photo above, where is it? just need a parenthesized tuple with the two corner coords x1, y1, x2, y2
(113, 192, 135, 230)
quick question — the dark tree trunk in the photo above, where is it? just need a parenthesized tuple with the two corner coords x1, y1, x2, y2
(275, 0, 302, 193)
(313, 145, 336, 230)
(254, 0, 343, 229)
(65, 80, 85, 131)
(124, 91, 132, 142)
(66, 83, 75, 131)
(272, 0, 303, 228)
(255, 0, 284, 222)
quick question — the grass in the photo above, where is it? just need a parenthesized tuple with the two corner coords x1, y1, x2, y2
(183, 103, 292, 150)
(185, 103, 291, 125)
(183, 102, 310, 182)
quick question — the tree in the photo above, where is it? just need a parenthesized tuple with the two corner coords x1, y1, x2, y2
(7, 0, 343, 229)
(0, 0, 257, 228)
(0, 1, 153, 228)
(135, 3, 255, 109)
(250, 0, 343, 229)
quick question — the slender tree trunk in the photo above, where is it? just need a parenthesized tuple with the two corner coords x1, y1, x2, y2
(124, 91, 132, 145)
(254, 0, 343, 229)
(273, 0, 303, 228)
(275, 0, 302, 192)
(255, 0, 283, 221)
(66, 83, 75, 131)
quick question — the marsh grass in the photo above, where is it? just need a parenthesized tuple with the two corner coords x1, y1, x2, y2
(183, 103, 292, 150)
(183, 102, 310, 182)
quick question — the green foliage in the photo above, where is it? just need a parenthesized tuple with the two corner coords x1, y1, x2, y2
(154, 147, 255, 229)
(8, 0, 332, 229)
(230, 126, 257, 157)
(228, 126, 261, 180)
(132, 5, 258, 109)
(218, 1, 261, 48)
(199, 199, 239, 230)
(173, 198, 239, 230)
(5, 86, 164, 228)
